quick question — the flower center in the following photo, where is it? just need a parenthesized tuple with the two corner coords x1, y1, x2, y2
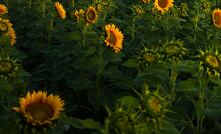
(87, 10, 96, 21)
(135, 7, 143, 15)
(214, 12, 221, 25)
(143, 53, 157, 63)
(0, 22, 7, 31)
(108, 31, 117, 45)
(0, 61, 13, 73)
(149, 97, 161, 113)
(165, 45, 179, 55)
(158, 0, 168, 8)
(205, 55, 219, 68)
(26, 103, 54, 122)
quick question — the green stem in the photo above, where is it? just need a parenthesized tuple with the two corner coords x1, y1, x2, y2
(170, 69, 178, 101)
(28, 0, 32, 8)
(71, 0, 75, 8)
(41, 0, 46, 17)
(131, 17, 136, 42)
(196, 70, 207, 134)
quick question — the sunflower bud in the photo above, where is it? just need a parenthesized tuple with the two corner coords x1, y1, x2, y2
(106, 111, 135, 134)
(198, 48, 221, 79)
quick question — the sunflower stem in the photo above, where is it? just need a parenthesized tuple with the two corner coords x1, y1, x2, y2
(131, 17, 136, 42)
(28, 0, 32, 8)
(170, 68, 178, 101)
(195, 70, 207, 134)
(41, 0, 46, 17)
(71, 0, 75, 8)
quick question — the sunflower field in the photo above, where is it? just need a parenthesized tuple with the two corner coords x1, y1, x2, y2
(0, 0, 221, 134)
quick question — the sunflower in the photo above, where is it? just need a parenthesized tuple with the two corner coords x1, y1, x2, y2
(138, 47, 161, 71)
(13, 91, 64, 126)
(54, 2, 66, 19)
(212, 8, 221, 29)
(0, 56, 18, 80)
(105, 24, 124, 53)
(198, 49, 221, 79)
(0, 4, 8, 15)
(106, 111, 135, 134)
(140, 84, 170, 123)
(142, 0, 150, 4)
(7, 28, 16, 46)
(154, 0, 174, 14)
(160, 38, 187, 63)
(74, 9, 85, 22)
(0, 18, 12, 33)
(85, 6, 98, 24)
(178, 3, 188, 17)
(132, 5, 144, 16)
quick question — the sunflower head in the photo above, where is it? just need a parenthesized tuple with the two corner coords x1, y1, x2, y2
(179, 3, 188, 17)
(54, 2, 66, 19)
(85, 6, 98, 24)
(160, 38, 187, 63)
(200, 0, 211, 13)
(13, 91, 64, 126)
(154, 0, 174, 14)
(104, 24, 124, 53)
(0, 18, 12, 34)
(212, 8, 221, 29)
(198, 49, 221, 79)
(0, 56, 18, 80)
(105, 105, 136, 134)
(0, 4, 8, 15)
(74, 9, 85, 22)
(132, 5, 144, 16)
(140, 84, 170, 122)
(137, 47, 161, 71)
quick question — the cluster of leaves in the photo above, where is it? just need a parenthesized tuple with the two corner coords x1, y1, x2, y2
(0, 0, 221, 134)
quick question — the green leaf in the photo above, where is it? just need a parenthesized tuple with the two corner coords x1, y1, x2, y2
(176, 78, 199, 97)
(122, 59, 138, 68)
(155, 120, 181, 134)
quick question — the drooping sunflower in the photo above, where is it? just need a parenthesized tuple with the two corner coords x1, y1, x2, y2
(13, 91, 64, 126)
(0, 18, 12, 33)
(85, 6, 98, 24)
(140, 84, 170, 124)
(212, 8, 221, 29)
(0, 4, 8, 15)
(54, 2, 66, 19)
(0, 56, 18, 80)
(105, 24, 124, 53)
(138, 47, 161, 71)
(74, 9, 85, 22)
(7, 28, 16, 46)
(154, 0, 174, 14)
(160, 38, 187, 63)
(132, 5, 144, 16)
(142, 0, 150, 4)
(198, 49, 221, 79)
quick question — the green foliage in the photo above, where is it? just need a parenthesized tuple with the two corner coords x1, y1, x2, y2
(0, 0, 221, 134)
